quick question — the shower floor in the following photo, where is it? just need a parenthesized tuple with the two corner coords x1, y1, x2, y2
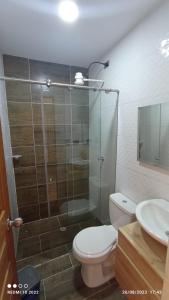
(17, 210, 126, 300)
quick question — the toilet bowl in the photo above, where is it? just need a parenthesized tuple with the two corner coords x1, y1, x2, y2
(73, 193, 136, 288)
(73, 225, 117, 287)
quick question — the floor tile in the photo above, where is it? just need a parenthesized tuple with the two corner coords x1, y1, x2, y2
(40, 224, 80, 251)
(69, 253, 80, 267)
(36, 253, 71, 280)
(19, 216, 60, 239)
(86, 285, 127, 300)
(58, 211, 93, 227)
(17, 244, 68, 269)
(17, 236, 41, 260)
(79, 218, 101, 230)
(38, 281, 46, 300)
(44, 266, 109, 300)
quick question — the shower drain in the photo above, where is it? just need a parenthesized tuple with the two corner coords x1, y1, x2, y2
(60, 226, 67, 232)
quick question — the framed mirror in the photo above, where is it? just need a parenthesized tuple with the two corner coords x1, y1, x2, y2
(138, 102, 169, 170)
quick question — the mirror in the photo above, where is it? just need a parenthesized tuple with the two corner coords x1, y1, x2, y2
(138, 102, 169, 169)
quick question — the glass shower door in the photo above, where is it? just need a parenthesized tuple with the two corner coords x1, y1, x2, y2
(89, 90, 118, 223)
(88, 90, 101, 219)
(67, 88, 91, 216)
(100, 91, 118, 223)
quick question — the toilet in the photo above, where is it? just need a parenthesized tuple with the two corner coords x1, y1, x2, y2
(73, 193, 136, 288)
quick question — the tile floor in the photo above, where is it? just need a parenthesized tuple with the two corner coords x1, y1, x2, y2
(17, 211, 126, 300)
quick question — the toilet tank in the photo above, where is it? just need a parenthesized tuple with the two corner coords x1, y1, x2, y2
(109, 193, 136, 230)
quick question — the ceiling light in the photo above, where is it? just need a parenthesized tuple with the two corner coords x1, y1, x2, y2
(58, 1, 79, 23)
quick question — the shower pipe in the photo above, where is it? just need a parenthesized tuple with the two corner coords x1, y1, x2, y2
(0, 76, 119, 95)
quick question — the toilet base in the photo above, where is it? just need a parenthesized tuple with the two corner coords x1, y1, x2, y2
(81, 250, 116, 288)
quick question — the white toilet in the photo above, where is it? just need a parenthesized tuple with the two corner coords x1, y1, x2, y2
(73, 193, 136, 288)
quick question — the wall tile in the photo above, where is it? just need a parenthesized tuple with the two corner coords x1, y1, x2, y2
(37, 166, 46, 185)
(29, 59, 70, 83)
(72, 144, 89, 161)
(72, 164, 89, 180)
(35, 146, 45, 165)
(48, 183, 57, 201)
(4, 55, 89, 222)
(42, 86, 66, 104)
(5, 82, 31, 102)
(34, 125, 43, 145)
(19, 204, 40, 223)
(71, 89, 89, 106)
(40, 202, 49, 219)
(47, 164, 67, 183)
(72, 106, 89, 124)
(57, 182, 67, 199)
(45, 125, 71, 145)
(17, 186, 38, 207)
(3, 55, 29, 78)
(10, 126, 34, 147)
(73, 179, 89, 196)
(32, 103, 42, 124)
(15, 166, 37, 188)
(47, 145, 71, 164)
(12, 146, 35, 167)
(38, 185, 47, 202)
(8, 102, 32, 126)
(31, 84, 42, 103)
(72, 124, 89, 144)
(44, 104, 71, 125)
(67, 180, 74, 199)
(50, 200, 68, 216)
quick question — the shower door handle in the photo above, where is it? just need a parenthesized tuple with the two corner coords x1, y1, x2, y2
(7, 217, 23, 229)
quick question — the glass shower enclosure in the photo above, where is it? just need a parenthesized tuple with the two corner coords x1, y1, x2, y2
(7, 82, 118, 224)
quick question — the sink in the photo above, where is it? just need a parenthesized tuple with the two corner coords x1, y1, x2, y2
(136, 199, 169, 246)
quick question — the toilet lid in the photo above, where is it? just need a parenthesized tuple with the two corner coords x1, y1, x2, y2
(74, 225, 117, 256)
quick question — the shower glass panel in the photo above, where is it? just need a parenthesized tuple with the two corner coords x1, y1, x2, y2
(89, 90, 101, 220)
(40, 85, 92, 218)
(7, 80, 117, 223)
(100, 91, 118, 223)
(89, 90, 118, 224)
(40, 85, 72, 217)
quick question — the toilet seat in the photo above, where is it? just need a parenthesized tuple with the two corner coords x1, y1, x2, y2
(73, 225, 117, 262)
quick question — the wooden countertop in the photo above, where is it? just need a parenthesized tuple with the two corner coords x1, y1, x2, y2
(118, 222, 167, 282)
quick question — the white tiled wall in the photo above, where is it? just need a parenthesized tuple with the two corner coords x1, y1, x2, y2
(91, 1, 169, 205)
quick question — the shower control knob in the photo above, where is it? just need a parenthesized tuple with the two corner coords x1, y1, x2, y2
(7, 217, 23, 229)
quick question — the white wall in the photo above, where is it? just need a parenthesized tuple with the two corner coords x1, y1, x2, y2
(91, 0, 169, 205)
(0, 55, 18, 251)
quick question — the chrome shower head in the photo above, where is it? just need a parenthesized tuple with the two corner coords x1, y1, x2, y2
(74, 72, 85, 85)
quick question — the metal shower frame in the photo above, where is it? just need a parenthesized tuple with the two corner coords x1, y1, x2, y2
(0, 76, 119, 95)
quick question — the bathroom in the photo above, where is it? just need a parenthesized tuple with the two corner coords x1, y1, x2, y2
(0, 0, 169, 299)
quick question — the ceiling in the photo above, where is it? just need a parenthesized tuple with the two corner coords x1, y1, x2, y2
(0, 0, 162, 67)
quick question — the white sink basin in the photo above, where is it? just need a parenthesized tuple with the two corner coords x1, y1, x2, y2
(136, 199, 169, 246)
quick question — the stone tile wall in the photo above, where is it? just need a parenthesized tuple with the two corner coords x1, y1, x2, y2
(3, 55, 89, 222)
